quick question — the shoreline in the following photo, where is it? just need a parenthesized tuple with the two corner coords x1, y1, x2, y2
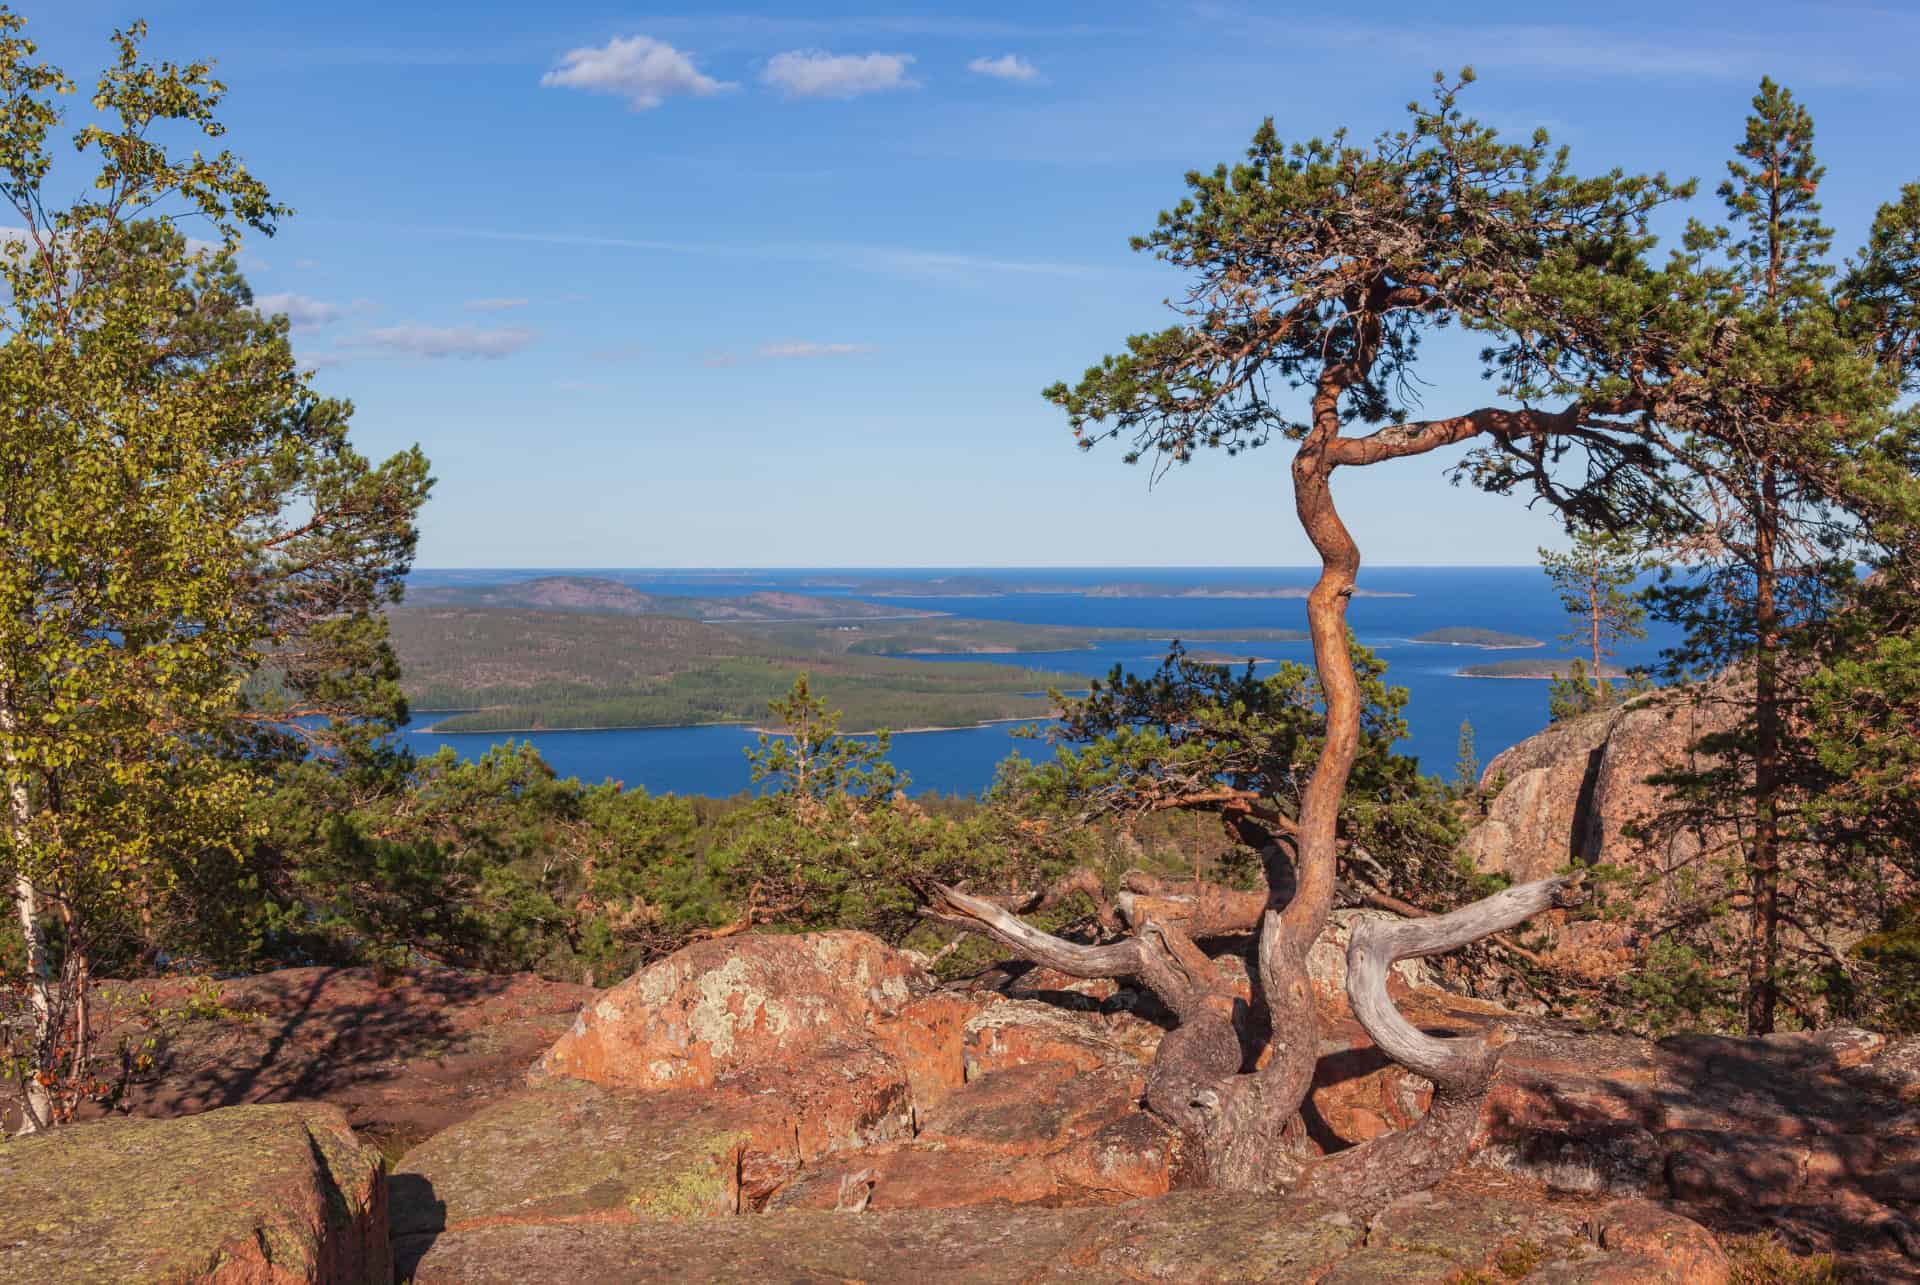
(412, 714, 1054, 737)
(1414, 639, 1545, 650)
(1454, 670, 1630, 681)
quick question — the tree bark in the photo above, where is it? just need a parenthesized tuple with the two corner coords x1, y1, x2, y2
(1746, 469, 1782, 1036)
(919, 868, 1580, 1208)
(1195, 370, 1368, 1189)
(1588, 580, 1604, 697)
(0, 690, 53, 1133)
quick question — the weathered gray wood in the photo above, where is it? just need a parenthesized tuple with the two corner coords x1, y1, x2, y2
(916, 881, 1143, 979)
(1345, 874, 1581, 1089)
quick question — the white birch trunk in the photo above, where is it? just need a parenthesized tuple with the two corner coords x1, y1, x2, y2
(0, 691, 53, 1133)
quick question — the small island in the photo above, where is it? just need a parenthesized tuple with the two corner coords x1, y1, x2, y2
(1185, 650, 1275, 665)
(1413, 626, 1543, 649)
(1458, 658, 1633, 680)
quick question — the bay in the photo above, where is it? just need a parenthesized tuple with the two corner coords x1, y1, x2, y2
(400, 566, 1678, 797)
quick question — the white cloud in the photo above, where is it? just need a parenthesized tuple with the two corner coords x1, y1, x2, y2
(541, 35, 735, 110)
(255, 292, 346, 329)
(762, 50, 918, 99)
(464, 296, 531, 311)
(347, 324, 535, 360)
(966, 54, 1040, 82)
(755, 341, 872, 359)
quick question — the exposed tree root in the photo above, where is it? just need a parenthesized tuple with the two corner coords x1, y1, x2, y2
(916, 871, 1582, 1213)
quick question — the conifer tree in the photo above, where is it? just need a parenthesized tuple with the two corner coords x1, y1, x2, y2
(921, 73, 1694, 1205)
(1452, 720, 1480, 799)
(1634, 80, 1913, 1034)
(1540, 529, 1648, 721)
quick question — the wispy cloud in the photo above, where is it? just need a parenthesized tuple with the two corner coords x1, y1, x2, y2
(541, 35, 736, 109)
(435, 227, 1100, 282)
(342, 324, 536, 360)
(1212, 10, 1896, 89)
(762, 50, 918, 99)
(639, 15, 1129, 41)
(755, 341, 872, 359)
(254, 292, 375, 329)
(464, 296, 531, 311)
(587, 341, 651, 363)
(967, 54, 1041, 83)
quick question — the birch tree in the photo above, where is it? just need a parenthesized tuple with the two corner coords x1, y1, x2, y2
(0, 12, 429, 1130)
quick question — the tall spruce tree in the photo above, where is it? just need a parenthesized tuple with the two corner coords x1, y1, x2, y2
(0, 13, 430, 1129)
(1632, 81, 1918, 1034)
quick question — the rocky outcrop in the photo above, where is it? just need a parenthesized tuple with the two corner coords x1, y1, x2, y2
(0, 1102, 388, 1285)
(401, 1180, 1744, 1284)
(33, 965, 596, 1149)
(532, 929, 925, 1089)
(398, 931, 1177, 1268)
(1466, 689, 1741, 883)
(21, 927, 1905, 1279)
(391, 928, 1920, 1279)
(1460, 687, 1746, 976)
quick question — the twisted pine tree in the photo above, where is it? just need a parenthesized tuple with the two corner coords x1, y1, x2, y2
(917, 73, 1708, 1205)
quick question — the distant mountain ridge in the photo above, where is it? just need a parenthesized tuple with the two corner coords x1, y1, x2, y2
(403, 576, 938, 623)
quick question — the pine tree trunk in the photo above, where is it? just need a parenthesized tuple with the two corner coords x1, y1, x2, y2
(1747, 472, 1783, 1036)
(1194, 374, 1362, 1188)
(1588, 581, 1603, 697)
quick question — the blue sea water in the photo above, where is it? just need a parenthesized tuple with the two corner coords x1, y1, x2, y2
(401, 567, 1678, 798)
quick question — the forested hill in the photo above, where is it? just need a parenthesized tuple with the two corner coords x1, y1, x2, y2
(403, 576, 939, 623)
(384, 606, 1073, 733)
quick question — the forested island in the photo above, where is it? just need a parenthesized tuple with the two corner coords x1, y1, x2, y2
(1458, 658, 1632, 680)
(1412, 627, 1543, 648)
(406, 575, 940, 623)
(382, 596, 1315, 732)
(819, 619, 1309, 654)
(1079, 582, 1412, 599)
(814, 574, 1411, 600)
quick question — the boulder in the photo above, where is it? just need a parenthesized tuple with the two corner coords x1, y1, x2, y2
(959, 995, 1152, 1080)
(533, 929, 926, 1090)
(0, 1102, 387, 1285)
(1593, 1199, 1731, 1284)
(1463, 708, 1618, 882)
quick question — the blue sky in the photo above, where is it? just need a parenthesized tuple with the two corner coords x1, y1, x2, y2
(29, 2, 1920, 567)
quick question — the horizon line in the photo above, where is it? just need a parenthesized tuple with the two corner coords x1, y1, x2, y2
(407, 562, 1554, 572)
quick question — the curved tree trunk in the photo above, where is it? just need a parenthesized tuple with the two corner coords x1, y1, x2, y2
(921, 372, 1584, 1208)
